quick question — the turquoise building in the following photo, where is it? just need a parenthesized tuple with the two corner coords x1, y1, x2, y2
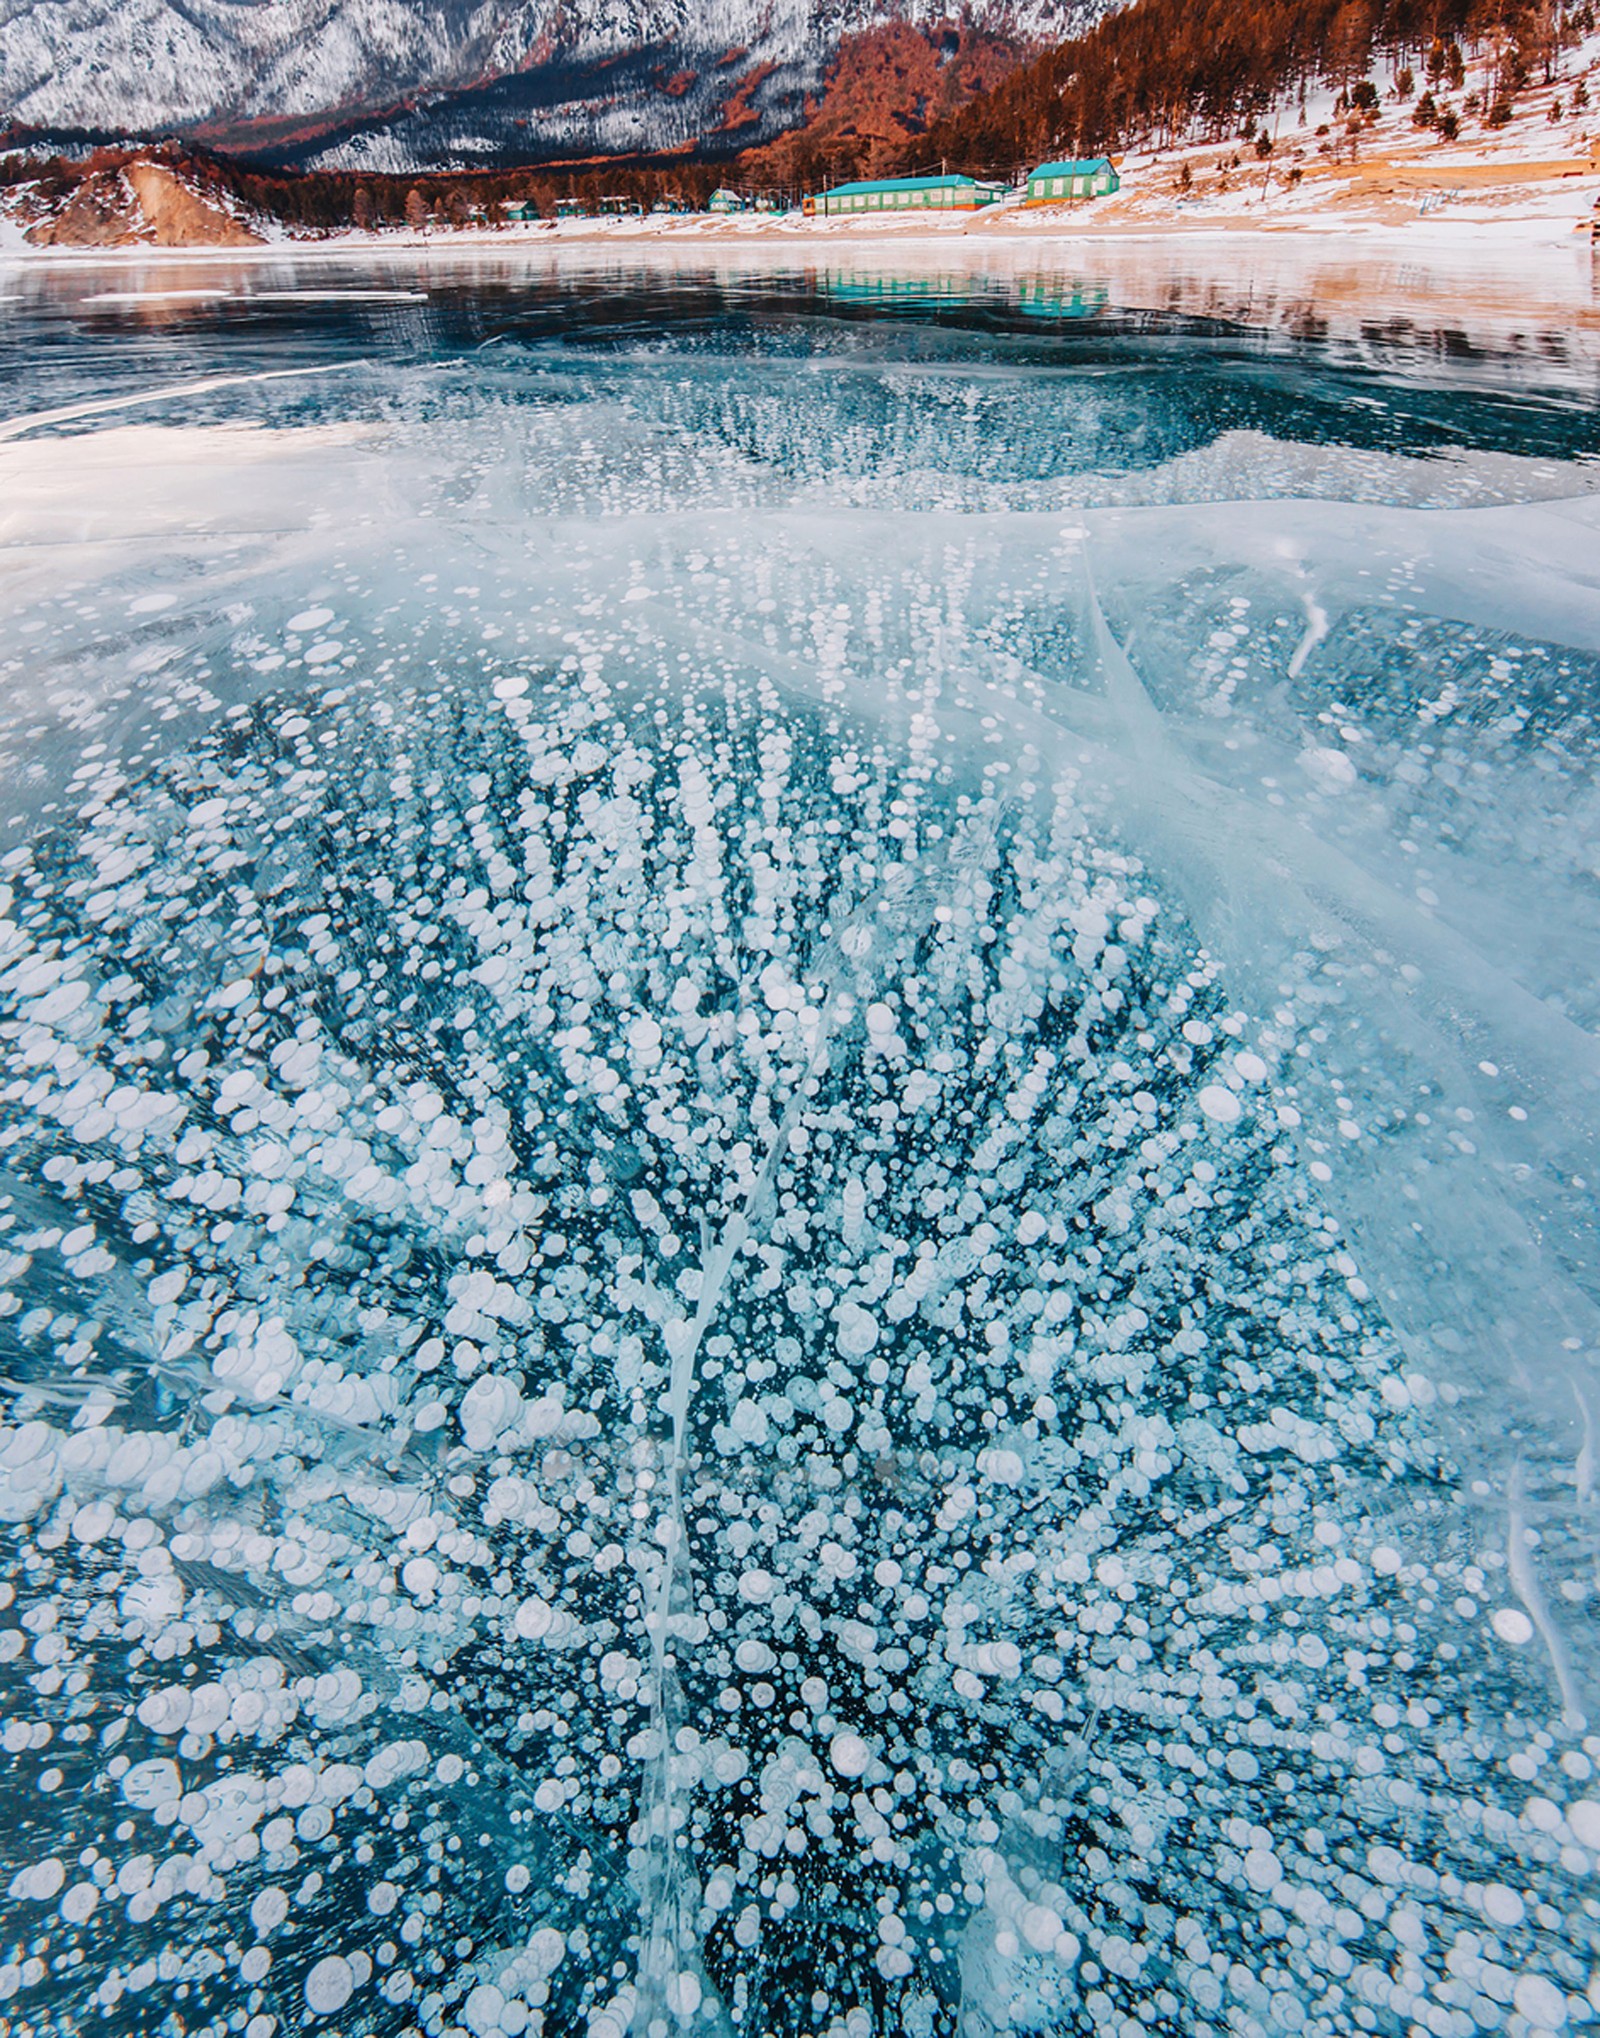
(1024, 158, 1121, 204)
(805, 173, 1008, 218)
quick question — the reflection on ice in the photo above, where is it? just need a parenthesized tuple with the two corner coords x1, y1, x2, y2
(1, 251, 1599, 2038)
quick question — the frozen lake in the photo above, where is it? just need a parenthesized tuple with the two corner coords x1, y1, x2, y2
(2, 243, 1600, 2038)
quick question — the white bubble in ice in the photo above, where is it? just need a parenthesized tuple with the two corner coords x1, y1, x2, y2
(1513, 1974, 1568, 2028)
(134, 1679, 188, 1728)
(1197, 1086, 1241, 1125)
(305, 1956, 354, 2015)
(61, 1882, 99, 1923)
(1021, 1904, 1064, 1952)
(288, 607, 334, 633)
(1243, 1848, 1284, 1892)
(1567, 1800, 1600, 1848)
(461, 1374, 523, 1452)
(830, 1731, 872, 1778)
(728, 1398, 769, 1447)
(514, 1595, 556, 1639)
(465, 1984, 507, 2035)
(759, 962, 794, 1012)
(1482, 1883, 1524, 1927)
(822, 1395, 854, 1434)
(737, 1569, 775, 1604)
(121, 1758, 181, 1810)
(984, 1640, 1023, 1679)
(10, 1858, 64, 1901)
(666, 1972, 702, 2017)
(1300, 744, 1359, 790)
(526, 1928, 566, 1976)
(1232, 1050, 1268, 1083)
(1491, 1607, 1534, 1645)
(251, 1887, 290, 1935)
(835, 1301, 879, 1357)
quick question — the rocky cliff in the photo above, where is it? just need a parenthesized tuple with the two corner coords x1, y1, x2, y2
(21, 159, 264, 246)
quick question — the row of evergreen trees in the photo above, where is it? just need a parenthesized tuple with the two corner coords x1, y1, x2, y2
(0, 138, 751, 232)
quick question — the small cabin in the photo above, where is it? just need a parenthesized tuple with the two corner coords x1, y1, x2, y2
(803, 173, 1009, 218)
(708, 188, 748, 213)
(1024, 158, 1121, 205)
(598, 195, 644, 217)
(504, 200, 539, 222)
(554, 197, 588, 219)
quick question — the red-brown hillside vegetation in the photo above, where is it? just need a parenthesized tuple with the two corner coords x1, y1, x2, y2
(734, 22, 1031, 188)
(893, 0, 1594, 174)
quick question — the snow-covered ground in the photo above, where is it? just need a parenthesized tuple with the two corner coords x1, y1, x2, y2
(1, 173, 1594, 264)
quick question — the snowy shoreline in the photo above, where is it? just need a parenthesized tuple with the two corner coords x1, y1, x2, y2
(2, 180, 1596, 267)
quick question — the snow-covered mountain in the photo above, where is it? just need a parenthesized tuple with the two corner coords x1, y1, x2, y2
(0, 0, 1108, 169)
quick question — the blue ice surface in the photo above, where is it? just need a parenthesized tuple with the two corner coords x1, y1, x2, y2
(0, 245, 1598, 2038)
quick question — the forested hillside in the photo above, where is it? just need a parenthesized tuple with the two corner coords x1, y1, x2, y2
(894, 0, 1595, 175)
(5, 0, 1593, 235)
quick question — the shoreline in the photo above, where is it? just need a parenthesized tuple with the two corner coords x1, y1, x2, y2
(3, 151, 1597, 267)
(2, 207, 1596, 267)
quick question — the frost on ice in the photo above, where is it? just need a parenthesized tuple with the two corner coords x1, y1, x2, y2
(0, 646, 1596, 2038)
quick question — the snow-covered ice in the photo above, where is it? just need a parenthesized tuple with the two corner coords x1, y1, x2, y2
(0, 250, 1598, 2037)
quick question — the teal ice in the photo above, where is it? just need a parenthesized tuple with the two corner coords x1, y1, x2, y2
(0, 248, 1598, 2038)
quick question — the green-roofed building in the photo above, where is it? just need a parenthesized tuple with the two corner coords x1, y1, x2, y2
(804, 173, 1009, 219)
(1024, 158, 1121, 205)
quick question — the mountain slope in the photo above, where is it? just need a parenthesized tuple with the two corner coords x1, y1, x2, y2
(0, 0, 1111, 169)
(894, 0, 1597, 173)
(732, 21, 1031, 186)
